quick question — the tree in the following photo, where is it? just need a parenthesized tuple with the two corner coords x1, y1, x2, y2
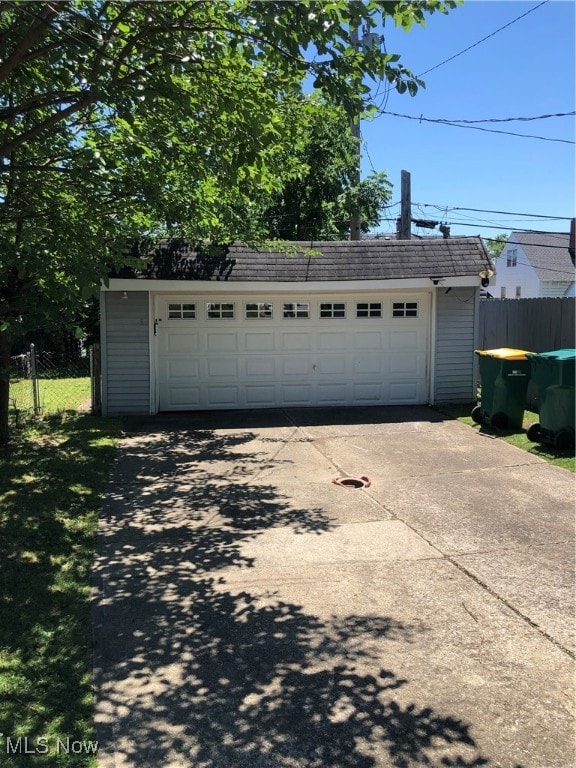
(0, 0, 459, 442)
(258, 99, 392, 240)
(484, 233, 509, 262)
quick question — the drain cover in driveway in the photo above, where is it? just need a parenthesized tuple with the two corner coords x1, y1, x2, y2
(332, 476, 371, 489)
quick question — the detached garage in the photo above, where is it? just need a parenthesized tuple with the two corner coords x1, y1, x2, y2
(100, 238, 492, 416)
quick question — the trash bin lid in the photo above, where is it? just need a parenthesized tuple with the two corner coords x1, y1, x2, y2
(475, 347, 530, 360)
(526, 348, 576, 362)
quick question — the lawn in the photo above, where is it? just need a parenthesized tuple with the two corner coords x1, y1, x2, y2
(436, 403, 576, 473)
(0, 414, 121, 766)
(9, 377, 91, 419)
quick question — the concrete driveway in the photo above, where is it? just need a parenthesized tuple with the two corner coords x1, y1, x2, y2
(93, 406, 575, 768)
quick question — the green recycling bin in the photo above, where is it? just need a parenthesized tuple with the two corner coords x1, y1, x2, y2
(472, 348, 532, 430)
(525, 349, 576, 450)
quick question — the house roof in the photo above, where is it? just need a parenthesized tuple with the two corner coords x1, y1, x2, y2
(114, 237, 491, 282)
(512, 231, 575, 282)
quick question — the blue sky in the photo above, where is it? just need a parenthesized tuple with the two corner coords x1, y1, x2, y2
(358, 0, 575, 242)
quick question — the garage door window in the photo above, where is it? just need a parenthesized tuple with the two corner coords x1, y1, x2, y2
(246, 302, 273, 319)
(356, 302, 382, 318)
(207, 302, 234, 319)
(283, 303, 309, 319)
(392, 301, 418, 318)
(320, 302, 346, 319)
(168, 303, 196, 319)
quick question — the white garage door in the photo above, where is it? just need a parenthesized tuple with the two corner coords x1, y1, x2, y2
(155, 293, 430, 410)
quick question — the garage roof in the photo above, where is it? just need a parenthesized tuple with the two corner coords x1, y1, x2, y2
(114, 237, 491, 282)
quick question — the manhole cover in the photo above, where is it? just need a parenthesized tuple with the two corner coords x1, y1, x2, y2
(332, 476, 371, 489)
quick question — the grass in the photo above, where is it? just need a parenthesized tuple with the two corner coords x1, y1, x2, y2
(0, 413, 121, 766)
(9, 377, 91, 420)
(436, 403, 576, 473)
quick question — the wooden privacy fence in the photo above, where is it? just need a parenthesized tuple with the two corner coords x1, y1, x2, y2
(478, 298, 575, 353)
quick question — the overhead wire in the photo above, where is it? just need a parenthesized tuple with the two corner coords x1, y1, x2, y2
(417, 204, 572, 220)
(375, 110, 574, 144)
(417, 0, 550, 77)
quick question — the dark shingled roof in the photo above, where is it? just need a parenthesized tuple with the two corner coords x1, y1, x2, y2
(512, 231, 575, 282)
(113, 237, 491, 282)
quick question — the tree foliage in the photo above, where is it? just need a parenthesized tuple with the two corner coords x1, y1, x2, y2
(484, 233, 509, 262)
(257, 99, 392, 241)
(0, 0, 459, 440)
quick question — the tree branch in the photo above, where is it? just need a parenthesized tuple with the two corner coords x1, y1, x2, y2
(0, 93, 95, 159)
(0, 3, 62, 85)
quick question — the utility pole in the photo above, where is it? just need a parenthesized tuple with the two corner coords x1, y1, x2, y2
(350, 27, 362, 241)
(349, 26, 382, 241)
(399, 170, 411, 239)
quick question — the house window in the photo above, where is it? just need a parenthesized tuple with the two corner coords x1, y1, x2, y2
(168, 302, 196, 319)
(515, 286, 522, 298)
(501, 287, 507, 299)
(246, 302, 272, 319)
(506, 248, 517, 267)
(356, 302, 382, 318)
(283, 303, 309, 319)
(206, 302, 234, 319)
(320, 302, 346, 319)
(392, 301, 418, 318)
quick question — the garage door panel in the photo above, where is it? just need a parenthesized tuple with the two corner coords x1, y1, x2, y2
(282, 384, 313, 403)
(281, 332, 311, 351)
(207, 358, 238, 377)
(317, 383, 348, 403)
(318, 356, 347, 375)
(245, 332, 275, 351)
(282, 358, 311, 376)
(167, 359, 200, 378)
(246, 357, 276, 377)
(245, 385, 276, 405)
(390, 330, 421, 349)
(318, 332, 346, 350)
(354, 356, 382, 374)
(167, 333, 199, 353)
(353, 383, 382, 402)
(168, 387, 202, 408)
(389, 354, 420, 375)
(389, 381, 419, 402)
(354, 331, 384, 349)
(206, 386, 240, 406)
(207, 333, 237, 352)
(158, 294, 430, 411)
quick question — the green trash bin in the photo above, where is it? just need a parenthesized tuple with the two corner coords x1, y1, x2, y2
(472, 348, 532, 430)
(525, 349, 576, 450)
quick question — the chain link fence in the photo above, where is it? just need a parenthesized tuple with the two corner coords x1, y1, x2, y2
(9, 344, 95, 426)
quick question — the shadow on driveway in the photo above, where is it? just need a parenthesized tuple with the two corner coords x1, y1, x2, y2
(94, 409, 530, 768)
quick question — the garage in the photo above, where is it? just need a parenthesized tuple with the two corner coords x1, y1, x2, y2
(155, 292, 430, 410)
(100, 238, 492, 415)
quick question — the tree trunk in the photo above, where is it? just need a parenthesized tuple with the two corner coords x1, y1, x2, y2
(0, 332, 12, 445)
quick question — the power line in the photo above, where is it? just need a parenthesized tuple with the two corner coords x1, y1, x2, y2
(416, 204, 572, 221)
(443, 220, 572, 240)
(362, 140, 377, 174)
(417, 112, 575, 125)
(418, 0, 550, 77)
(377, 110, 575, 144)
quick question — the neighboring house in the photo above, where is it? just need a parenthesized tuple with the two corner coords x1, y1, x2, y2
(99, 237, 492, 416)
(491, 230, 575, 299)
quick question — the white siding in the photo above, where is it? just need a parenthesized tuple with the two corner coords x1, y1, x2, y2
(540, 281, 572, 298)
(103, 292, 150, 415)
(491, 239, 540, 299)
(434, 288, 476, 402)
